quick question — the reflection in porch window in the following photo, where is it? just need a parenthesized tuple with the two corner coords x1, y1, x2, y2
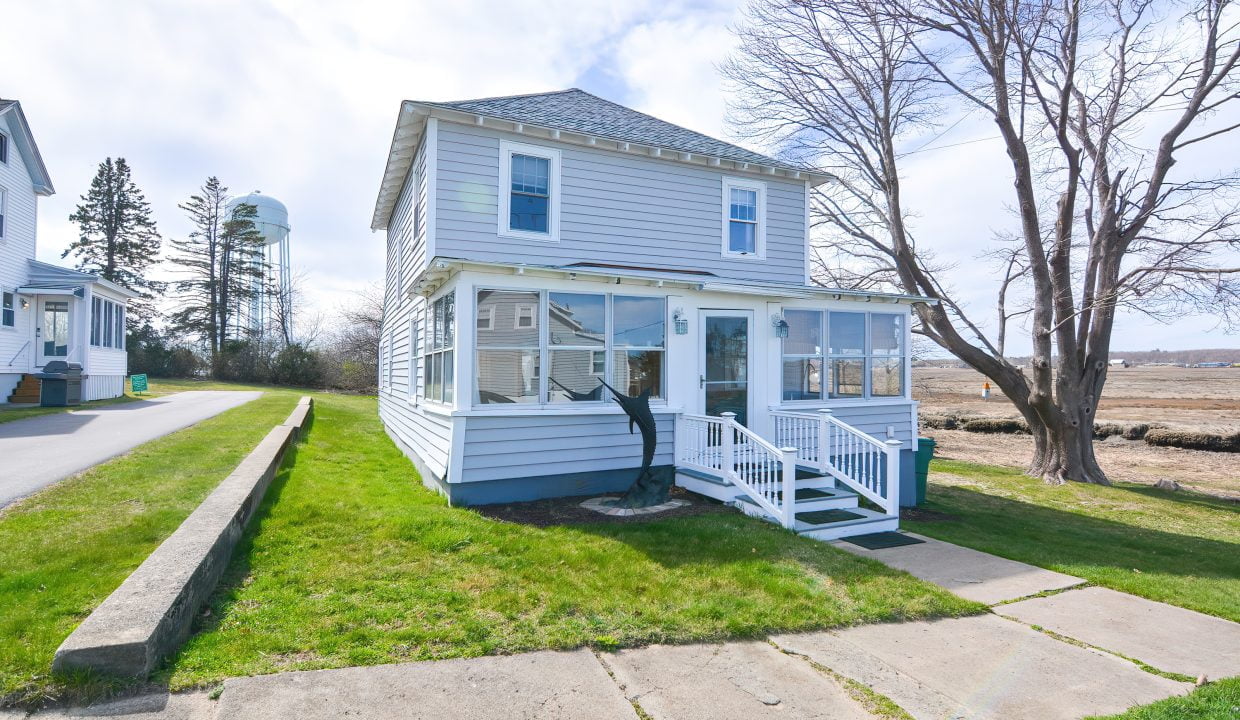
(782, 309, 822, 400)
(476, 289, 539, 404)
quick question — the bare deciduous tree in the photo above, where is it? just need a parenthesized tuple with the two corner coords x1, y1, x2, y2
(726, 0, 1240, 484)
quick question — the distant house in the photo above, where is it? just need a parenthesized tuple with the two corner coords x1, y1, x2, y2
(1109, 359, 1130, 368)
(0, 99, 137, 405)
(371, 89, 933, 539)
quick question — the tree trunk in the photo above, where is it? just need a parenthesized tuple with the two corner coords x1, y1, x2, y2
(1027, 414, 1109, 485)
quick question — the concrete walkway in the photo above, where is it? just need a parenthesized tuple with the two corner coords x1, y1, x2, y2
(11, 532, 1237, 719)
(0, 391, 261, 508)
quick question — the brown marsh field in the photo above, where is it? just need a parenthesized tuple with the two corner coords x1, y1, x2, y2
(913, 366, 1240, 497)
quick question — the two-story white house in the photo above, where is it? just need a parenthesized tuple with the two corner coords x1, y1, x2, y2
(0, 99, 137, 405)
(372, 89, 930, 539)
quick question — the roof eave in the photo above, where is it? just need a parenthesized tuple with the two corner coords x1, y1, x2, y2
(0, 102, 55, 195)
(369, 100, 830, 231)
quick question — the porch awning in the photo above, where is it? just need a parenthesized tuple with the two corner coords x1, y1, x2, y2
(16, 285, 85, 298)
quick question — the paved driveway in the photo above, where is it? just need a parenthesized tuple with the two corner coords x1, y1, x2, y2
(0, 391, 261, 508)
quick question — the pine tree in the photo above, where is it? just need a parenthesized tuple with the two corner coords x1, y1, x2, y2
(65, 158, 162, 308)
(167, 177, 266, 363)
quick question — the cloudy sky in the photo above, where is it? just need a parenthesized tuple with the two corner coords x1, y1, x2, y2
(4, 0, 1234, 354)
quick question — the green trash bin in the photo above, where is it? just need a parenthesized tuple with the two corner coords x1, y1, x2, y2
(914, 437, 936, 505)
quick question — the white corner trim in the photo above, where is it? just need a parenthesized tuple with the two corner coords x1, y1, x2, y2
(803, 178, 812, 286)
(721, 175, 767, 260)
(447, 415, 467, 484)
(425, 117, 439, 261)
(497, 139, 562, 243)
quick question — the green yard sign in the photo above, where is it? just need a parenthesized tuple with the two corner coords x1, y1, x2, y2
(130, 374, 148, 394)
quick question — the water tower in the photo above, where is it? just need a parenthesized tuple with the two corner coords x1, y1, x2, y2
(226, 192, 291, 338)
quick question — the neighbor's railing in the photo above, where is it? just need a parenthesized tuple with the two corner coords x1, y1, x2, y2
(676, 412, 798, 529)
(771, 409, 902, 516)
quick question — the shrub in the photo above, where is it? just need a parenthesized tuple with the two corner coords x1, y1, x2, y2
(1093, 423, 1126, 439)
(1144, 429, 1240, 453)
(962, 417, 1030, 434)
(921, 414, 963, 430)
(1121, 423, 1153, 440)
(270, 344, 324, 387)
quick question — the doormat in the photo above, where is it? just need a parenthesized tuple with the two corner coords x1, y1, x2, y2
(796, 509, 865, 525)
(843, 532, 925, 550)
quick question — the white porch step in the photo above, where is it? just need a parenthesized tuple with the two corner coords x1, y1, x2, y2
(795, 507, 899, 541)
(734, 485, 859, 514)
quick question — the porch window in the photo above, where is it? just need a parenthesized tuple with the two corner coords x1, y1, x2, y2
(475, 289, 665, 406)
(91, 298, 101, 344)
(476, 290, 540, 404)
(423, 292, 455, 403)
(1, 291, 13, 327)
(781, 310, 907, 400)
(498, 141, 561, 242)
(115, 305, 125, 349)
(548, 292, 605, 403)
(869, 314, 904, 397)
(103, 301, 114, 349)
(781, 309, 822, 400)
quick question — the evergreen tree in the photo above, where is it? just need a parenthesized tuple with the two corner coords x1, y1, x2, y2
(65, 158, 162, 307)
(167, 177, 266, 364)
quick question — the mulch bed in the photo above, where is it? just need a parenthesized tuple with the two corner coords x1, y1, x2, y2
(473, 486, 730, 527)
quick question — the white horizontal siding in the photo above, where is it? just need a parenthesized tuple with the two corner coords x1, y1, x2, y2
(434, 122, 806, 285)
(0, 121, 38, 374)
(82, 374, 123, 401)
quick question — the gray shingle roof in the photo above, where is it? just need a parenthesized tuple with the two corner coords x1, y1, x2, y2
(418, 88, 807, 172)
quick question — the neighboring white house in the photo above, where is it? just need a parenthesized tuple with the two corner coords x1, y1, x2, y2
(0, 99, 138, 404)
(372, 89, 931, 539)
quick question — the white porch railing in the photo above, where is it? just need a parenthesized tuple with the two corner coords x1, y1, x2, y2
(675, 412, 799, 529)
(771, 409, 902, 516)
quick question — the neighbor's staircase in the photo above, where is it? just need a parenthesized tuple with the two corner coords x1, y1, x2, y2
(6, 374, 41, 405)
(674, 410, 902, 540)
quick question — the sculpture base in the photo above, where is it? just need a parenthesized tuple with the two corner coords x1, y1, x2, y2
(579, 496, 691, 517)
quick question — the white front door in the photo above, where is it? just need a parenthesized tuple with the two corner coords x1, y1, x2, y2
(699, 310, 753, 426)
(35, 297, 71, 367)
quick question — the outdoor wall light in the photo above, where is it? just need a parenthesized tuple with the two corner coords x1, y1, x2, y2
(772, 314, 790, 338)
(20, 299, 29, 310)
(672, 308, 688, 335)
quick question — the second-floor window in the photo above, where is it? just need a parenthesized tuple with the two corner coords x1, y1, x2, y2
(0, 187, 7, 240)
(722, 177, 766, 259)
(0, 131, 8, 164)
(499, 141, 561, 242)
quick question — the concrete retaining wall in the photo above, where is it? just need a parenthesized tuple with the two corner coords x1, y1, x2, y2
(52, 397, 315, 678)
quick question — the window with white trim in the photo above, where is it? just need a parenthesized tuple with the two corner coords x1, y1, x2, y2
(422, 292, 455, 403)
(721, 177, 766, 258)
(781, 310, 906, 400)
(1, 291, 14, 328)
(475, 289, 665, 406)
(498, 141, 561, 242)
(0, 187, 7, 240)
(408, 312, 421, 402)
(476, 306, 494, 331)
(0, 131, 7, 165)
(90, 296, 126, 349)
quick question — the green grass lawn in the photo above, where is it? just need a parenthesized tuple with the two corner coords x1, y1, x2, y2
(905, 459, 1240, 622)
(164, 392, 980, 690)
(1089, 676, 1240, 719)
(0, 381, 302, 705)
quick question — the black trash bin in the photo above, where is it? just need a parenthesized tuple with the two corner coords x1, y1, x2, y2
(35, 361, 83, 407)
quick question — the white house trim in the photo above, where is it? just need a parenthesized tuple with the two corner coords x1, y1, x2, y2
(496, 140, 562, 244)
(721, 176, 767, 261)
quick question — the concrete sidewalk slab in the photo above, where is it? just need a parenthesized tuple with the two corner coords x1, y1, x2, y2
(604, 641, 874, 719)
(774, 615, 1188, 720)
(215, 649, 636, 720)
(20, 692, 213, 719)
(0, 391, 261, 507)
(1000, 586, 1240, 680)
(834, 533, 1083, 604)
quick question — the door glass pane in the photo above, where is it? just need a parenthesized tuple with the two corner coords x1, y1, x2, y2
(548, 292, 605, 347)
(43, 301, 69, 357)
(704, 316, 748, 425)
